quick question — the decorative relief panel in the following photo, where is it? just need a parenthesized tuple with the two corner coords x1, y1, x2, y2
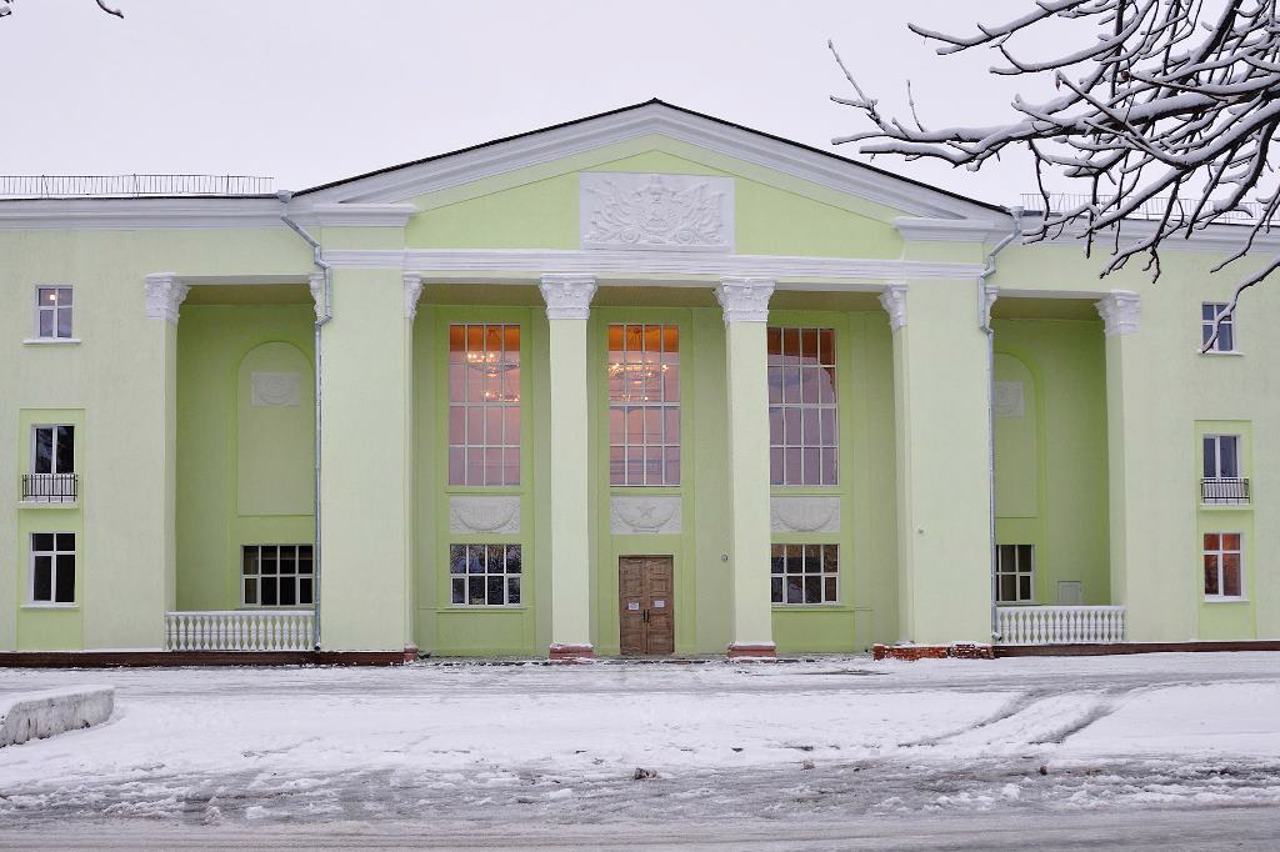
(770, 496, 841, 534)
(449, 496, 521, 534)
(994, 381, 1025, 418)
(250, 372, 302, 407)
(580, 172, 733, 252)
(610, 496, 683, 535)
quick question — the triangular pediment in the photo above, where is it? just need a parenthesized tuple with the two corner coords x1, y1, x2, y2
(293, 100, 1002, 224)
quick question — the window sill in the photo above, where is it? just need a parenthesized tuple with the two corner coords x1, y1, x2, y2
(1200, 501, 1252, 511)
(18, 499, 79, 510)
(23, 338, 81, 346)
(771, 604, 850, 611)
(1203, 596, 1249, 604)
(995, 601, 1041, 607)
(21, 603, 79, 611)
(439, 605, 527, 613)
(1199, 349, 1244, 357)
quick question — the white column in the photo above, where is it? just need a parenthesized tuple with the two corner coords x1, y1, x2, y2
(715, 277, 777, 658)
(540, 273, 598, 660)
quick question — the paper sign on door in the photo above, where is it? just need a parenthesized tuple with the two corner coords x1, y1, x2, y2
(627, 602, 641, 611)
(653, 600, 666, 608)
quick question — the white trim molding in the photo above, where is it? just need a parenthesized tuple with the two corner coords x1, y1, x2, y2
(1095, 291, 1141, 336)
(144, 273, 190, 324)
(539, 273, 598, 320)
(894, 216, 1013, 243)
(290, 202, 417, 229)
(715, 277, 774, 323)
(403, 273, 424, 320)
(324, 247, 986, 285)
(879, 283, 908, 331)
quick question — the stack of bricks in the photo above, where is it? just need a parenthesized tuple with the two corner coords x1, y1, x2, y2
(872, 643, 994, 661)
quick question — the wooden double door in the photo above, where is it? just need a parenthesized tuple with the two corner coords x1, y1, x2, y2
(618, 556, 675, 656)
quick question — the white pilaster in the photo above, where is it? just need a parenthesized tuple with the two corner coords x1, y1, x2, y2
(540, 273, 598, 659)
(714, 276, 777, 658)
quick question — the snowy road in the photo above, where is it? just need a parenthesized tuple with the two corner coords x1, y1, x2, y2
(0, 653, 1278, 848)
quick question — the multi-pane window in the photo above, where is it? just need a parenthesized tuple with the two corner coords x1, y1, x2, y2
(36, 286, 74, 339)
(242, 545, 314, 607)
(768, 327, 838, 486)
(449, 544, 522, 606)
(31, 533, 75, 604)
(608, 324, 680, 486)
(448, 324, 521, 486)
(996, 544, 1034, 603)
(1202, 303, 1236, 352)
(1203, 533, 1243, 598)
(770, 544, 839, 604)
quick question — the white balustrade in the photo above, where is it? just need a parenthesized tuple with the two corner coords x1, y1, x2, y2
(165, 610, 315, 652)
(995, 605, 1126, 645)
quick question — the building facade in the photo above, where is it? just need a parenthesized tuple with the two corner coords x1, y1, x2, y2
(2, 102, 1277, 659)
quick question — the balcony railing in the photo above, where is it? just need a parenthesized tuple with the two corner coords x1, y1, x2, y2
(1021, 193, 1266, 224)
(996, 605, 1126, 645)
(1202, 477, 1250, 505)
(20, 473, 78, 503)
(165, 610, 314, 652)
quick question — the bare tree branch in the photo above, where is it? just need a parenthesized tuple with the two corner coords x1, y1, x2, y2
(830, 1, 1280, 351)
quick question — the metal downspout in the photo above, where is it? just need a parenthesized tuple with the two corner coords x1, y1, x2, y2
(979, 207, 1024, 643)
(278, 191, 332, 652)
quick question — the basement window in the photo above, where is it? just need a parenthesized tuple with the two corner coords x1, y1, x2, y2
(996, 544, 1034, 603)
(242, 545, 313, 607)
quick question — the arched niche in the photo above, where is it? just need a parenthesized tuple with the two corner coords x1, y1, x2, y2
(994, 353, 1039, 519)
(236, 342, 315, 516)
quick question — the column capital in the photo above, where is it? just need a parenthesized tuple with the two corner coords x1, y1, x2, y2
(714, 277, 775, 324)
(981, 283, 999, 328)
(539, 274, 597, 320)
(879, 282, 908, 331)
(308, 271, 327, 322)
(1095, 290, 1141, 335)
(403, 273, 424, 320)
(144, 272, 189, 324)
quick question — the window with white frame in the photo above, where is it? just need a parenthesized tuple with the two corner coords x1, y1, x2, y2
(1202, 434, 1249, 503)
(448, 324, 521, 486)
(996, 544, 1035, 603)
(1203, 533, 1244, 598)
(768, 327, 838, 486)
(31, 533, 75, 604)
(608, 323, 680, 486)
(449, 544, 522, 606)
(35, 286, 74, 339)
(242, 545, 314, 607)
(1201, 302, 1236, 352)
(770, 544, 838, 604)
(32, 425, 74, 474)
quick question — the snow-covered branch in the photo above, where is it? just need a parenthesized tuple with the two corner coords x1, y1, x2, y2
(831, 1, 1280, 350)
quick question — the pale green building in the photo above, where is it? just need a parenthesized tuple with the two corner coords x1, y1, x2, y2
(2, 102, 1275, 660)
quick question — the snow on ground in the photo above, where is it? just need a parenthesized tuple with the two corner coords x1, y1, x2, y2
(0, 652, 1278, 831)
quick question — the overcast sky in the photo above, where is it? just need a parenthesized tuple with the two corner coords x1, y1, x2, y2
(3, 1, 1047, 206)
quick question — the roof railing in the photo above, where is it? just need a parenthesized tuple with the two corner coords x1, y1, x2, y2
(1021, 192, 1266, 224)
(0, 174, 275, 199)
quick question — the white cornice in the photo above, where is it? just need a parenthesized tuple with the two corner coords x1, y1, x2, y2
(322, 247, 986, 284)
(0, 197, 282, 230)
(894, 216, 1013, 243)
(299, 103, 1001, 221)
(291, 202, 418, 228)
